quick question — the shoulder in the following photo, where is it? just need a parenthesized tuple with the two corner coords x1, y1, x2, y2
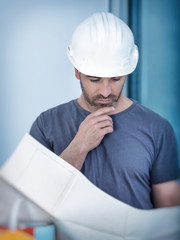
(30, 100, 77, 132)
(135, 103, 178, 158)
(134, 102, 171, 128)
(131, 102, 177, 148)
(39, 100, 77, 121)
(42, 99, 75, 114)
(29, 100, 79, 147)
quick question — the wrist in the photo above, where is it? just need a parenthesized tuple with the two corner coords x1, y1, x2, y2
(60, 139, 88, 170)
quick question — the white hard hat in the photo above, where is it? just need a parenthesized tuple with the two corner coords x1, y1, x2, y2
(67, 12, 139, 77)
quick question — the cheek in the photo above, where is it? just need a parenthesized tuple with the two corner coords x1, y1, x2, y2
(87, 85, 99, 95)
(82, 83, 98, 97)
(112, 83, 124, 93)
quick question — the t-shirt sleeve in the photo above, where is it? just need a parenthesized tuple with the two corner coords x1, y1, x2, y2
(151, 120, 180, 184)
(29, 114, 52, 151)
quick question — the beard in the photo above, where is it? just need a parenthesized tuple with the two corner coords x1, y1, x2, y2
(80, 80, 124, 110)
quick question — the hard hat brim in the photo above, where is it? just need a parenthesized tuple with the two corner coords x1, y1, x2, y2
(67, 45, 139, 77)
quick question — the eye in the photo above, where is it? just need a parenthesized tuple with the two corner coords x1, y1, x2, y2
(90, 79, 99, 83)
(86, 75, 101, 82)
(88, 77, 100, 82)
(112, 77, 121, 82)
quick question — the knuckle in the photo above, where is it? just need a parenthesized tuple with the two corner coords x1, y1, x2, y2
(105, 120, 112, 126)
(96, 128, 101, 135)
(105, 126, 113, 134)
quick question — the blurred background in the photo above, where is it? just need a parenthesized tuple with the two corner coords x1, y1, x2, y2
(0, 0, 180, 169)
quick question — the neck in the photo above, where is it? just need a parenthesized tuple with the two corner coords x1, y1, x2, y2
(114, 94, 133, 113)
(78, 94, 133, 114)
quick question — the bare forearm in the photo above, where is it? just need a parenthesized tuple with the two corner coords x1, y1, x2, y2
(152, 180, 180, 208)
(59, 140, 88, 170)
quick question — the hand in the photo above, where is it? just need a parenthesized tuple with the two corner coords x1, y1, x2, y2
(60, 106, 114, 170)
(75, 106, 114, 153)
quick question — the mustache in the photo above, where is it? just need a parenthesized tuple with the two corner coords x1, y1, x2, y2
(92, 94, 117, 100)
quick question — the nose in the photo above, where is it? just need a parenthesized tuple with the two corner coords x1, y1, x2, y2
(99, 81, 112, 98)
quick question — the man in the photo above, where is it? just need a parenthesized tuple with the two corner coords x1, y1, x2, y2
(30, 12, 180, 209)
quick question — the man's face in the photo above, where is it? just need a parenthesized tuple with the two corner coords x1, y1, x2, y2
(76, 70, 126, 112)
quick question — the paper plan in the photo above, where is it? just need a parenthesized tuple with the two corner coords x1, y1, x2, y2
(0, 134, 180, 240)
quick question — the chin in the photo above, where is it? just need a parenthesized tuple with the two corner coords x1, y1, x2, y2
(95, 103, 114, 109)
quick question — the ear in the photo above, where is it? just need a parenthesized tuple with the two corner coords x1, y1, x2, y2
(75, 68, 80, 79)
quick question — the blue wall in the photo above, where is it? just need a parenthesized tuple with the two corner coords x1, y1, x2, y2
(129, 0, 180, 165)
(0, 0, 109, 166)
(141, 0, 180, 164)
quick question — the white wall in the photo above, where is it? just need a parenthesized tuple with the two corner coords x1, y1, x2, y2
(0, 0, 109, 165)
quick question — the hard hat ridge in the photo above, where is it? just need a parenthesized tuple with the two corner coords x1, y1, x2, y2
(67, 12, 139, 77)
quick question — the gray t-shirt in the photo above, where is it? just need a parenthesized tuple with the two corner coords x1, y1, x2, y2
(30, 100, 179, 209)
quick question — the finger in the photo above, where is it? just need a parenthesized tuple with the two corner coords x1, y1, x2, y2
(92, 106, 115, 117)
(96, 120, 113, 129)
(87, 114, 113, 125)
(101, 126, 114, 135)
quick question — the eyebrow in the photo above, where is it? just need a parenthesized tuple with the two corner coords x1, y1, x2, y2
(86, 75, 101, 79)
